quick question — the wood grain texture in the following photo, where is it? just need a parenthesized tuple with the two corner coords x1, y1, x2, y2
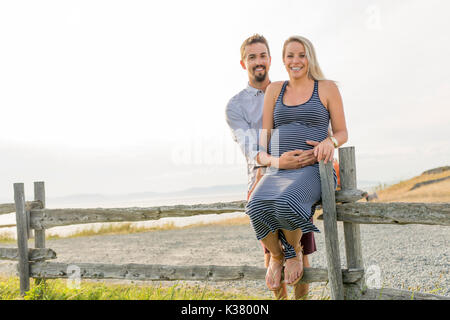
(28, 190, 365, 230)
(319, 161, 345, 300)
(0, 248, 56, 261)
(14, 183, 30, 295)
(0, 201, 43, 215)
(29, 262, 364, 283)
(339, 147, 365, 300)
(317, 202, 450, 225)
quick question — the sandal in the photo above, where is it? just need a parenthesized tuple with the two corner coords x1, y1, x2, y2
(284, 245, 304, 286)
(265, 252, 284, 291)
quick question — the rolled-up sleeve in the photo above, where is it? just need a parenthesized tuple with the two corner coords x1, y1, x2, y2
(225, 100, 259, 166)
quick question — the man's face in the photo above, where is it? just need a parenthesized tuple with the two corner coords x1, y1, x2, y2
(240, 42, 271, 83)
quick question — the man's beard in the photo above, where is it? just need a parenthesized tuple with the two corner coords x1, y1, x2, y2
(253, 66, 267, 82)
(254, 72, 267, 82)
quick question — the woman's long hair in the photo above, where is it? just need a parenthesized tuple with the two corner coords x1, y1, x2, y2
(282, 35, 327, 81)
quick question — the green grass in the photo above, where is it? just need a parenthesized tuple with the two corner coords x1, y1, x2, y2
(0, 276, 268, 300)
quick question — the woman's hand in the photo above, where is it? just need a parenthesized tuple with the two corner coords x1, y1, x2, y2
(313, 138, 335, 164)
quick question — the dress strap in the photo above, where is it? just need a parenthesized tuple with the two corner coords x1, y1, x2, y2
(276, 81, 289, 102)
(308, 79, 320, 102)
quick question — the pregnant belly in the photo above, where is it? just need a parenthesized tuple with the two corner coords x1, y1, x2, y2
(268, 122, 328, 156)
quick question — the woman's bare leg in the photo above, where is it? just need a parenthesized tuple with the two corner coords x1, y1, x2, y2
(281, 229, 304, 285)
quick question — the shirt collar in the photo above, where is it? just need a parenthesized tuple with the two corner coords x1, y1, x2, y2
(245, 83, 264, 97)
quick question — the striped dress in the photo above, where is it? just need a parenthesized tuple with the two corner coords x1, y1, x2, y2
(246, 80, 337, 259)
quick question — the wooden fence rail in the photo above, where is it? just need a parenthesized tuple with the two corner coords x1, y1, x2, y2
(1, 146, 449, 300)
(28, 263, 364, 283)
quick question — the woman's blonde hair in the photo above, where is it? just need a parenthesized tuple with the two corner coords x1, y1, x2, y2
(282, 35, 326, 81)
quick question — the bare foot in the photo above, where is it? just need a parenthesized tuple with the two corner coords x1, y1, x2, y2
(266, 253, 284, 290)
(284, 250, 303, 285)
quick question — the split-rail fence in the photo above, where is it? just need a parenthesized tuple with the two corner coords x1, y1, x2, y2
(0, 147, 449, 300)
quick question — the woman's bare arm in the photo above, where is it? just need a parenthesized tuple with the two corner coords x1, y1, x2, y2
(314, 80, 348, 163)
(256, 82, 282, 166)
(326, 81, 348, 146)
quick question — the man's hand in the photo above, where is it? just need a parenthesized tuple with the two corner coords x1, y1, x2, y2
(277, 150, 305, 169)
(301, 140, 320, 166)
(277, 141, 320, 169)
(296, 149, 317, 167)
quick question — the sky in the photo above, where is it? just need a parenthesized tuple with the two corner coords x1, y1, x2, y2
(1, 0, 449, 200)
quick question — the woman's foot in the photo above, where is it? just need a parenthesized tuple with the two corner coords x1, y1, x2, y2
(284, 246, 304, 286)
(266, 253, 284, 291)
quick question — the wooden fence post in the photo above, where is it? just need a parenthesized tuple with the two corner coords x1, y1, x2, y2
(339, 147, 366, 299)
(34, 181, 46, 285)
(319, 160, 345, 300)
(14, 183, 30, 295)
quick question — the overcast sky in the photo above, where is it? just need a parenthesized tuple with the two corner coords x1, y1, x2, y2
(1, 0, 449, 200)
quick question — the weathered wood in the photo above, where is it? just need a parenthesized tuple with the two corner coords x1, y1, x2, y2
(28, 262, 364, 283)
(34, 181, 46, 286)
(359, 288, 450, 300)
(334, 189, 366, 203)
(0, 201, 43, 215)
(0, 248, 57, 261)
(28, 191, 364, 230)
(319, 161, 345, 300)
(339, 147, 365, 300)
(317, 202, 450, 226)
(34, 182, 46, 248)
(343, 223, 364, 273)
(339, 147, 357, 191)
(14, 183, 30, 295)
(29, 201, 247, 229)
(0, 203, 15, 215)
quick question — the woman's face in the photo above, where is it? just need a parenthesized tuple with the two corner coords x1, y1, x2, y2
(283, 41, 309, 80)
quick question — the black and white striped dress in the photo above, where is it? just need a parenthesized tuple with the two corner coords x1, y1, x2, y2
(246, 80, 337, 259)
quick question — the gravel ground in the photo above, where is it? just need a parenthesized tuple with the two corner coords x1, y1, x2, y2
(0, 220, 448, 299)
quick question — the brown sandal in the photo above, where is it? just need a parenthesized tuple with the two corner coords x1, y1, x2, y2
(284, 245, 304, 286)
(266, 252, 285, 291)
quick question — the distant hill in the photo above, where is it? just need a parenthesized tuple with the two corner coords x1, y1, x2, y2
(374, 166, 450, 203)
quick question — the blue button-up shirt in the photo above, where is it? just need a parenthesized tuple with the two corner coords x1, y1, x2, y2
(225, 84, 267, 192)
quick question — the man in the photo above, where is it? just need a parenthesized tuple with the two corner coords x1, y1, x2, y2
(225, 34, 319, 300)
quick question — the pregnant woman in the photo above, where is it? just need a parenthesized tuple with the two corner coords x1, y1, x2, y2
(247, 35, 348, 293)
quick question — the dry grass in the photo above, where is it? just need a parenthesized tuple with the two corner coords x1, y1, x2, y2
(374, 170, 450, 203)
(46, 215, 252, 240)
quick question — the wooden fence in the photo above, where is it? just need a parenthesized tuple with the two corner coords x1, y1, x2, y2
(0, 147, 449, 300)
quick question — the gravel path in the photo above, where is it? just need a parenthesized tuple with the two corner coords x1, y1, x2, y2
(1, 219, 448, 299)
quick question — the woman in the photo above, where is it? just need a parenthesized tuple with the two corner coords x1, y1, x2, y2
(246, 35, 348, 293)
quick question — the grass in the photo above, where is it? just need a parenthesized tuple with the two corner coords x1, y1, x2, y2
(0, 276, 269, 300)
(374, 170, 450, 203)
(2, 275, 444, 300)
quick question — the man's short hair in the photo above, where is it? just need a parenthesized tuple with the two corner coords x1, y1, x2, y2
(240, 34, 271, 61)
